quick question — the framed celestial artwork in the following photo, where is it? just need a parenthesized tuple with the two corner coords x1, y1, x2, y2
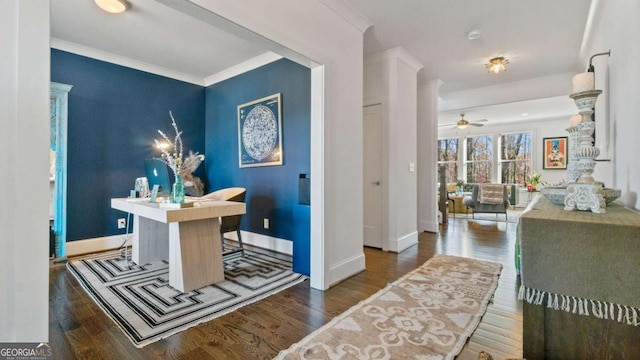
(237, 93, 283, 168)
(542, 136, 568, 169)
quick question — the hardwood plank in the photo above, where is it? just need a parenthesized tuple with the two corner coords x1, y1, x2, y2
(48, 313, 78, 360)
(91, 330, 149, 360)
(177, 347, 215, 360)
(65, 326, 110, 359)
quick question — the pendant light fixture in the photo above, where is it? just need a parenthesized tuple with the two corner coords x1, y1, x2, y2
(95, 0, 127, 14)
(485, 57, 509, 75)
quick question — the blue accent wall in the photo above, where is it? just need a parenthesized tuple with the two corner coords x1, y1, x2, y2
(50, 50, 310, 266)
(51, 49, 205, 241)
(206, 59, 311, 242)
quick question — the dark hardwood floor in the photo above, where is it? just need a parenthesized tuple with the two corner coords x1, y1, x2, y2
(49, 216, 522, 359)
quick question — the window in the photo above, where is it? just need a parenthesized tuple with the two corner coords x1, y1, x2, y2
(437, 138, 458, 183)
(465, 135, 493, 183)
(500, 132, 531, 187)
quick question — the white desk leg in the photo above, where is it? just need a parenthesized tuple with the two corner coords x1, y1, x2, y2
(168, 218, 224, 292)
(132, 214, 170, 264)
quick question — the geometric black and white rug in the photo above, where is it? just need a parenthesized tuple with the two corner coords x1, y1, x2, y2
(67, 249, 307, 348)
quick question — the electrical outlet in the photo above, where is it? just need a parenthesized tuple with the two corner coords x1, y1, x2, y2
(117, 218, 126, 229)
(263, 218, 269, 229)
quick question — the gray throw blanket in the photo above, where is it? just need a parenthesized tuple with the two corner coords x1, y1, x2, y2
(519, 195, 640, 326)
(478, 184, 503, 204)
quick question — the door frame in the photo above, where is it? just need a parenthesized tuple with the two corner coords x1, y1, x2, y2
(51, 82, 72, 259)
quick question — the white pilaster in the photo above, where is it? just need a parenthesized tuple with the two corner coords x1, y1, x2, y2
(418, 79, 443, 233)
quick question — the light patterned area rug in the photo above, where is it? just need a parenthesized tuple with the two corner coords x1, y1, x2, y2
(67, 249, 306, 348)
(276, 255, 502, 360)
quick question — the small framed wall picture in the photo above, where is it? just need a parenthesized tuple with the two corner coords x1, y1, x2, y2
(237, 93, 283, 168)
(542, 136, 568, 169)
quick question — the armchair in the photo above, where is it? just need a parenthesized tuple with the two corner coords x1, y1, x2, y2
(462, 184, 510, 221)
(200, 187, 247, 255)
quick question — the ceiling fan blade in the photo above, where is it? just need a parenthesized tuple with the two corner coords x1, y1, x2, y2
(438, 118, 487, 128)
(469, 122, 484, 127)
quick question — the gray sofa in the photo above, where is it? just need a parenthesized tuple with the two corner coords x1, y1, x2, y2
(462, 184, 511, 220)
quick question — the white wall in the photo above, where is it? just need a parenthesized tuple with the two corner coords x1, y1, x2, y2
(190, 0, 368, 288)
(439, 116, 574, 188)
(0, 0, 50, 341)
(580, 0, 640, 209)
(392, 56, 419, 250)
(364, 48, 422, 252)
(418, 80, 442, 233)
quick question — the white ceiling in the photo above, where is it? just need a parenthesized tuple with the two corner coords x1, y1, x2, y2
(346, 0, 591, 94)
(50, 0, 267, 82)
(344, 0, 592, 126)
(51, 0, 593, 126)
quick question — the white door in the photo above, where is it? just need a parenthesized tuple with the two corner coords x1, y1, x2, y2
(363, 104, 383, 248)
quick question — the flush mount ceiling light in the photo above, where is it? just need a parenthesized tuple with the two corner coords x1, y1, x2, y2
(485, 57, 509, 75)
(95, 0, 127, 14)
(467, 29, 481, 40)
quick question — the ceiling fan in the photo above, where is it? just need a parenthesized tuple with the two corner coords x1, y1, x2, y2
(439, 114, 488, 129)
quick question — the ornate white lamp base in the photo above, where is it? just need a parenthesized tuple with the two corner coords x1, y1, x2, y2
(564, 183, 606, 213)
(564, 89, 607, 214)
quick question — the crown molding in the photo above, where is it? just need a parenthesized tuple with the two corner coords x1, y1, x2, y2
(317, 0, 373, 34)
(51, 38, 285, 88)
(364, 47, 423, 73)
(204, 51, 283, 86)
(50, 38, 205, 86)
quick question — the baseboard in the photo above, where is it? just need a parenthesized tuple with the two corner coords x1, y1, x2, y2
(389, 231, 419, 253)
(328, 252, 366, 287)
(419, 219, 439, 233)
(65, 230, 292, 258)
(225, 230, 293, 256)
(66, 234, 128, 257)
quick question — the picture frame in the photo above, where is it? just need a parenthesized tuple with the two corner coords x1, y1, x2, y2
(542, 136, 568, 169)
(237, 93, 283, 168)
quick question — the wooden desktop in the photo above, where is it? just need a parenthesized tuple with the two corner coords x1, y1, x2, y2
(111, 198, 246, 292)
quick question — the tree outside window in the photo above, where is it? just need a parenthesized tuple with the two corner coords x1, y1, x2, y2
(500, 132, 531, 187)
(437, 138, 458, 183)
(466, 135, 493, 183)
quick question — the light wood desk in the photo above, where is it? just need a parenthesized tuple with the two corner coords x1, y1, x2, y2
(111, 198, 246, 292)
